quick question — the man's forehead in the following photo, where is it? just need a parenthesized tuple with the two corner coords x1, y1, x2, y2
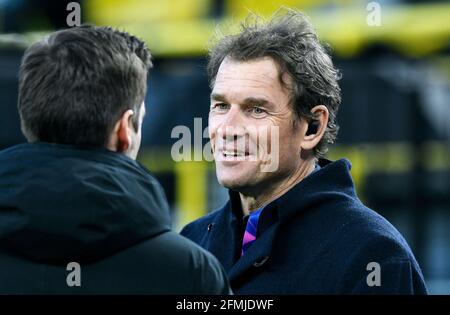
(215, 56, 280, 83)
(212, 57, 292, 102)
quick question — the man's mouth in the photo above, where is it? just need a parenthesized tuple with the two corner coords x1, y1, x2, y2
(219, 149, 251, 158)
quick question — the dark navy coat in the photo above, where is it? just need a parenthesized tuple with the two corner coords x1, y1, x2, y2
(0, 143, 231, 294)
(181, 158, 428, 294)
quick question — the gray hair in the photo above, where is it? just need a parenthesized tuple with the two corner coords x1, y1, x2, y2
(207, 9, 342, 157)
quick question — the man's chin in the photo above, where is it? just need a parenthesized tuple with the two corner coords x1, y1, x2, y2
(217, 175, 239, 189)
(217, 173, 255, 191)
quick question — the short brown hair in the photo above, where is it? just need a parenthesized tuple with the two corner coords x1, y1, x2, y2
(18, 25, 152, 147)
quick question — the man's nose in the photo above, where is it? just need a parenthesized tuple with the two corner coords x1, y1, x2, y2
(220, 106, 246, 140)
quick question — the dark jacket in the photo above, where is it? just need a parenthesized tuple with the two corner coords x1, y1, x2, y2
(0, 143, 231, 294)
(181, 158, 428, 294)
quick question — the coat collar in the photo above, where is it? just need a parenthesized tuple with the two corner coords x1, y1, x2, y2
(273, 158, 355, 223)
(209, 158, 356, 284)
(226, 158, 355, 225)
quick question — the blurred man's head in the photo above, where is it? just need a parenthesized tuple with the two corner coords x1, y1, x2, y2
(18, 25, 152, 159)
(207, 10, 341, 198)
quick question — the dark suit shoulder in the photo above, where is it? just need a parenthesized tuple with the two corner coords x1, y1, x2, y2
(83, 231, 231, 294)
(312, 205, 427, 294)
(337, 204, 413, 257)
(150, 231, 232, 294)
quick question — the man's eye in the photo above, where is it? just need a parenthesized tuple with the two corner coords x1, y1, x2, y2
(213, 103, 229, 111)
(251, 107, 267, 116)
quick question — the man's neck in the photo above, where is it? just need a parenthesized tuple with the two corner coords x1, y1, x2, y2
(239, 159, 316, 216)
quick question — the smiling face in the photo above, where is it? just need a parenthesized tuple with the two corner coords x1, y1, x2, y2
(209, 57, 306, 195)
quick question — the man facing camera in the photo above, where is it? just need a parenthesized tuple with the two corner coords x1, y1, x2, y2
(181, 10, 427, 294)
(0, 25, 230, 294)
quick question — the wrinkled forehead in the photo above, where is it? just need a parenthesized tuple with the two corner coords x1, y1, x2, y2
(212, 56, 293, 103)
(217, 57, 278, 81)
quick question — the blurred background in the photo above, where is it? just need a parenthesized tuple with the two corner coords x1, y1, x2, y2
(0, 0, 448, 293)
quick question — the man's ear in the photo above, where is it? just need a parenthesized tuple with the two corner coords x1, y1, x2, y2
(108, 109, 134, 153)
(300, 105, 329, 151)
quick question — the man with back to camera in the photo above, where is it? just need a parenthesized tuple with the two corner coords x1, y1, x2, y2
(181, 10, 428, 294)
(0, 25, 231, 294)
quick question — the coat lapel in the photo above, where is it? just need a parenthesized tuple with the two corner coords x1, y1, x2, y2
(205, 202, 240, 272)
(228, 222, 279, 284)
